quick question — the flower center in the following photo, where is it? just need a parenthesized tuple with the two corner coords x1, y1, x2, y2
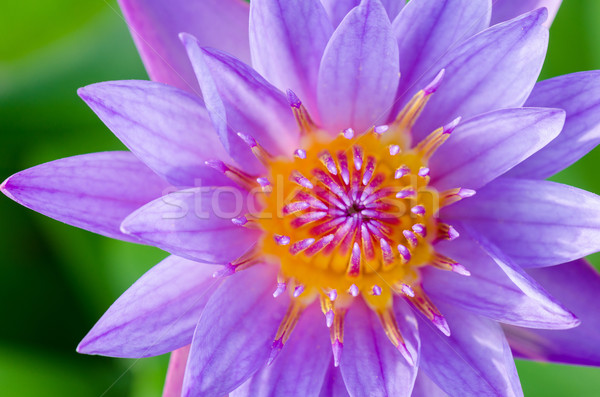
(210, 70, 475, 365)
(257, 130, 440, 310)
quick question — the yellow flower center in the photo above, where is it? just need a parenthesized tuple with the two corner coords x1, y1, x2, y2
(257, 130, 440, 311)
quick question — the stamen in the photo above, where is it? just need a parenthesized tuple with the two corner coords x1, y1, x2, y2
(337, 151, 350, 185)
(273, 282, 287, 298)
(353, 146, 363, 170)
(423, 69, 446, 95)
(289, 238, 316, 255)
(396, 187, 416, 199)
(330, 309, 347, 367)
(294, 148, 307, 159)
(349, 283, 360, 297)
(414, 116, 460, 160)
(403, 230, 419, 248)
(391, 69, 445, 132)
(437, 223, 460, 241)
(212, 244, 260, 278)
(290, 170, 314, 189)
(377, 309, 415, 366)
(431, 253, 471, 276)
(273, 234, 291, 245)
(329, 289, 338, 302)
(418, 167, 430, 177)
(380, 238, 394, 269)
(389, 145, 401, 156)
(269, 300, 306, 364)
(325, 310, 335, 328)
(395, 165, 410, 179)
(293, 284, 305, 297)
(282, 201, 310, 215)
(411, 205, 426, 216)
(304, 234, 334, 257)
(347, 243, 362, 278)
(319, 150, 338, 175)
(256, 177, 272, 192)
(440, 187, 476, 207)
(205, 160, 256, 190)
(237, 132, 273, 165)
(343, 128, 355, 139)
(374, 125, 389, 134)
(362, 156, 376, 185)
(287, 89, 316, 134)
(231, 216, 248, 226)
(397, 244, 412, 264)
(407, 285, 450, 336)
(399, 283, 415, 297)
(320, 294, 335, 328)
(372, 285, 382, 296)
(412, 223, 427, 238)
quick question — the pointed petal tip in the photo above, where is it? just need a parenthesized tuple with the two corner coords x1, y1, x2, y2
(0, 175, 15, 201)
(178, 31, 196, 45)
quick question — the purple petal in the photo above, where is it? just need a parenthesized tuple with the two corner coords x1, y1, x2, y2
(340, 299, 419, 396)
(78, 81, 233, 187)
(120, 187, 261, 264)
(318, 0, 399, 133)
(418, 302, 523, 396)
(504, 259, 600, 366)
(392, 0, 491, 113)
(508, 71, 600, 179)
(444, 178, 600, 267)
(425, 236, 578, 329)
(180, 37, 299, 163)
(411, 371, 448, 397)
(233, 303, 331, 396)
(318, 362, 350, 397)
(409, 9, 548, 140)
(182, 265, 288, 396)
(1, 152, 169, 243)
(322, 0, 405, 27)
(78, 255, 220, 358)
(430, 107, 565, 191)
(249, 0, 333, 116)
(117, 0, 250, 93)
(491, 0, 562, 27)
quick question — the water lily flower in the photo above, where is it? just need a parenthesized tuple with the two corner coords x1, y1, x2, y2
(3, 0, 600, 396)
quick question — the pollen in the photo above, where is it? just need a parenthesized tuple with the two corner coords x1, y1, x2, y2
(213, 69, 474, 365)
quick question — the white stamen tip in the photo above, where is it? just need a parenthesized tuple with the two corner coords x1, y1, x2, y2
(293, 284, 305, 298)
(343, 128, 355, 139)
(273, 283, 287, 298)
(374, 124, 389, 134)
(329, 289, 338, 302)
(294, 149, 307, 159)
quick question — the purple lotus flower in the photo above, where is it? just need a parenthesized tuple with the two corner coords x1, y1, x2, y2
(3, 0, 600, 396)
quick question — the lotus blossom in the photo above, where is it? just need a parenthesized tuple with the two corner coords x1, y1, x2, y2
(3, 0, 600, 396)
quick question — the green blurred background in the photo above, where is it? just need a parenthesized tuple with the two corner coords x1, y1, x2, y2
(1, 1, 599, 396)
